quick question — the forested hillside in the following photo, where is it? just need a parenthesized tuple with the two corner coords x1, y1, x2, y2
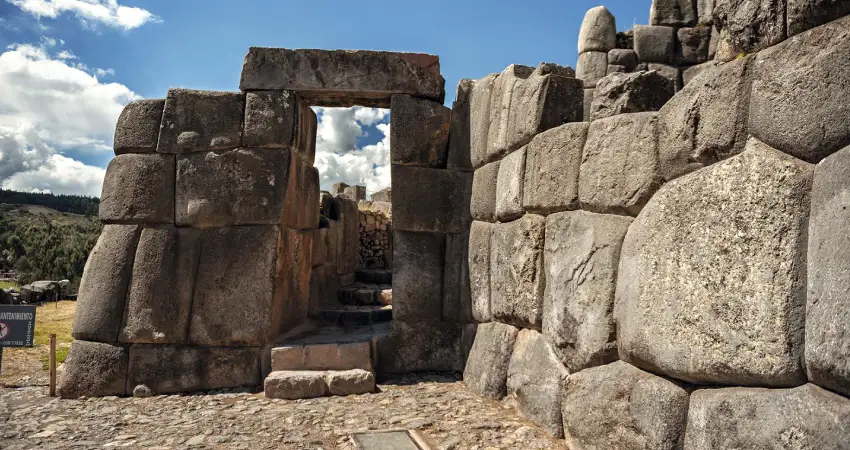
(0, 190, 102, 291)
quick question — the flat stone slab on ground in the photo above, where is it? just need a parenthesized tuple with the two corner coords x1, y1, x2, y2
(239, 48, 445, 107)
(351, 431, 420, 450)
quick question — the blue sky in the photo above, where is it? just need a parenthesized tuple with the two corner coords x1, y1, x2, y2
(0, 0, 650, 197)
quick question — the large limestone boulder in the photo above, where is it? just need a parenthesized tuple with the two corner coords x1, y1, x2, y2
(392, 231, 444, 321)
(589, 71, 674, 121)
(391, 94, 452, 168)
(447, 79, 473, 171)
(175, 148, 291, 227)
(544, 211, 632, 373)
(243, 90, 317, 163)
(239, 48, 445, 108)
(657, 55, 752, 181)
(615, 140, 813, 387)
(119, 227, 200, 344)
(806, 146, 850, 397)
(469, 74, 498, 169)
(562, 361, 689, 450)
(156, 89, 244, 153)
(650, 0, 698, 26)
(748, 15, 850, 163)
(470, 160, 500, 222)
(577, 6, 617, 54)
(73, 225, 141, 342)
(463, 322, 519, 399)
(578, 112, 662, 216)
(507, 329, 569, 438)
(684, 384, 850, 449)
(391, 165, 471, 234)
(127, 345, 260, 394)
(113, 99, 164, 155)
(787, 0, 850, 36)
(713, 0, 786, 58)
(58, 341, 128, 398)
(469, 221, 493, 323)
(522, 123, 587, 214)
(490, 214, 545, 329)
(494, 148, 526, 222)
(99, 154, 175, 224)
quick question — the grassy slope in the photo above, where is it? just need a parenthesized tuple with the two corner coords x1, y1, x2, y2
(0, 301, 77, 387)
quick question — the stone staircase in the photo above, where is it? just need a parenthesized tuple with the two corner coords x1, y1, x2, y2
(264, 269, 393, 400)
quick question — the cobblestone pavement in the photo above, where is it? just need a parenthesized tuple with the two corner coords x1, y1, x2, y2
(0, 374, 568, 450)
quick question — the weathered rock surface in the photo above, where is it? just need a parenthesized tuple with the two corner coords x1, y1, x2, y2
(119, 227, 200, 344)
(309, 263, 340, 315)
(684, 384, 850, 449)
(391, 165, 471, 233)
(73, 225, 141, 342)
(676, 26, 711, 64)
(443, 232, 472, 323)
(113, 99, 164, 155)
(243, 90, 317, 163)
(650, 0, 698, 26)
(787, 0, 850, 36)
(495, 147, 526, 222)
(697, 0, 716, 24)
(748, 16, 850, 163)
(58, 341, 128, 398)
(333, 196, 360, 276)
(806, 146, 850, 397)
(463, 322, 519, 400)
(646, 63, 681, 92)
(469, 221, 493, 323)
(657, 55, 752, 180)
(490, 214, 545, 329)
(615, 140, 812, 386)
(239, 48, 445, 107)
(447, 79, 473, 171)
(282, 155, 320, 230)
(156, 89, 244, 153)
(378, 320, 463, 373)
(562, 361, 689, 450)
(470, 160, 500, 222)
(522, 123, 587, 214)
(128, 345, 260, 394)
(713, 0, 786, 57)
(681, 61, 718, 86)
(589, 71, 674, 121)
(507, 329, 569, 438)
(175, 148, 291, 227)
(325, 369, 376, 396)
(99, 154, 175, 224)
(544, 211, 632, 373)
(392, 231, 445, 321)
(582, 88, 594, 122)
(470, 74, 498, 169)
(272, 341, 372, 371)
(391, 94, 452, 168)
(578, 6, 617, 54)
(576, 52, 608, 88)
(634, 25, 676, 64)
(607, 49, 637, 71)
(264, 371, 327, 400)
(579, 112, 661, 216)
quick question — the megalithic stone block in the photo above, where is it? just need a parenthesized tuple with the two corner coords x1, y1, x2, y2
(244, 90, 317, 164)
(787, 0, 850, 36)
(470, 160, 500, 222)
(99, 153, 175, 224)
(576, 52, 608, 88)
(470, 73, 499, 169)
(156, 89, 244, 154)
(309, 263, 340, 316)
(468, 221, 493, 323)
(119, 227, 201, 344)
(522, 123, 587, 215)
(391, 94, 452, 168)
(607, 49, 638, 71)
(589, 71, 674, 122)
(463, 322, 519, 400)
(175, 148, 292, 228)
(391, 165, 471, 234)
(188, 225, 312, 346)
(58, 341, 129, 398)
(713, 0, 787, 58)
(392, 231, 445, 321)
(239, 48, 445, 108)
(443, 231, 472, 323)
(677, 27, 711, 65)
(647, 64, 682, 93)
(490, 214, 546, 330)
(113, 99, 165, 155)
(73, 225, 142, 342)
(495, 147, 526, 222)
(615, 139, 812, 387)
(578, 6, 617, 54)
(447, 79, 474, 171)
(634, 25, 676, 64)
(650, 0, 698, 26)
(334, 195, 359, 275)
(127, 345, 261, 394)
(377, 319, 464, 373)
(283, 154, 320, 230)
(697, 0, 715, 24)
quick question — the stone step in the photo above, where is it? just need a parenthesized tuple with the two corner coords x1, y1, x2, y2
(319, 305, 392, 328)
(264, 369, 375, 399)
(355, 269, 393, 285)
(340, 283, 392, 306)
(271, 340, 372, 372)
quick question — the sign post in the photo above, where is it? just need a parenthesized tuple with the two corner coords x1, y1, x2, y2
(0, 305, 37, 375)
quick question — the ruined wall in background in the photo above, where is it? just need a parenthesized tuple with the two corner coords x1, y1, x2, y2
(462, 0, 850, 446)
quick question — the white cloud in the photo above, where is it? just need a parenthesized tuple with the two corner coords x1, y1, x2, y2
(0, 39, 138, 196)
(313, 107, 391, 195)
(7, 0, 159, 31)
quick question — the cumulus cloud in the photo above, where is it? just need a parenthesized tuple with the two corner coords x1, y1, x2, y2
(7, 0, 159, 30)
(0, 38, 139, 195)
(313, 107, 391, 195)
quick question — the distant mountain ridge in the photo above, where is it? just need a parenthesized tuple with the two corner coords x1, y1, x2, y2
(0, 189, 99, 217)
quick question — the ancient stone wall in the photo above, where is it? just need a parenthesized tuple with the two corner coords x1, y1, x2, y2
(357, 208, 391, 270)
(463, 1, 850, 446)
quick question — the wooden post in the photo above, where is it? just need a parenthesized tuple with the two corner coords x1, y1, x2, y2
(49, 334, 57, 397)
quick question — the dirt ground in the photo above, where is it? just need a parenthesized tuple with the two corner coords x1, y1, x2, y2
(0, 301, 75, 388)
